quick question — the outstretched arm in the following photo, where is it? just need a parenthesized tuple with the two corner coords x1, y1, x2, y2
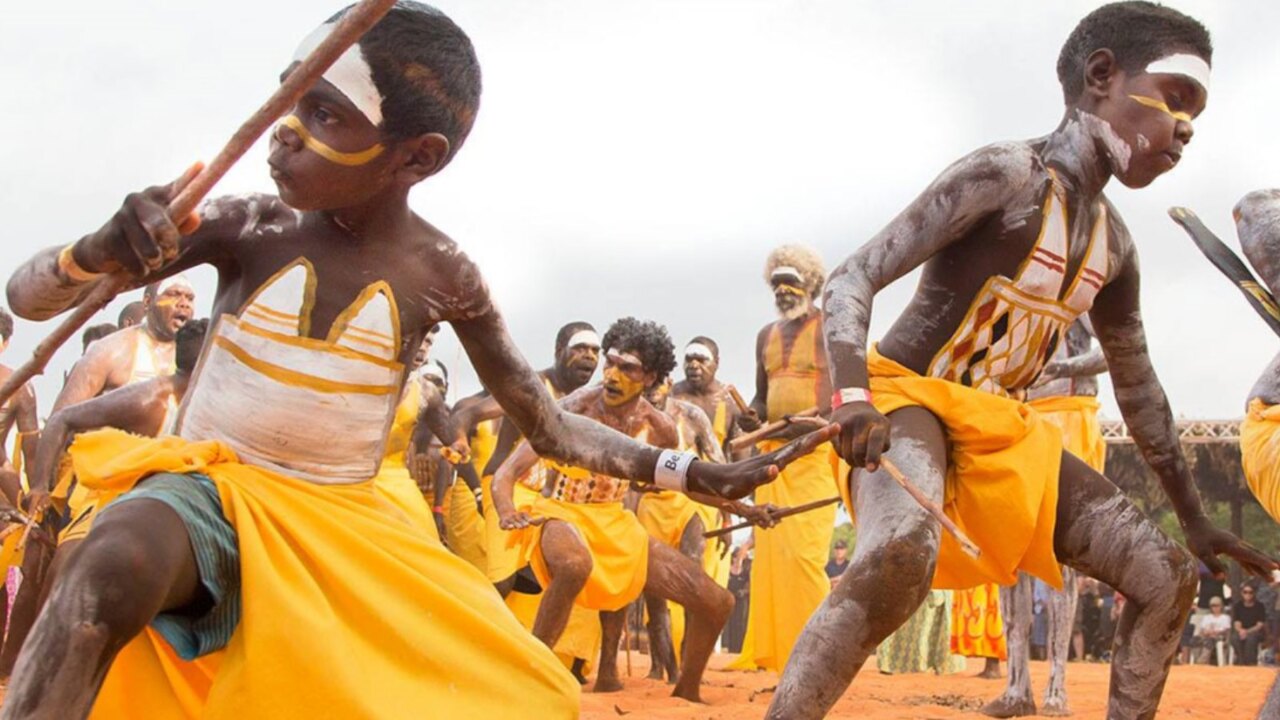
(1042, 346, 1108, 380)
(454, 308, 833, 500)
(823, 144, 1033, 469)
(1091, 232, 1274, 577)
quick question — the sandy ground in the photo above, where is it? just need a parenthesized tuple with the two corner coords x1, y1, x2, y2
(581, 653, 1277, 719)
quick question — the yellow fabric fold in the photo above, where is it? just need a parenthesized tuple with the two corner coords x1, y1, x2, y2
(486, 480, 543, 582)
(1242, 398, 1280, 525)
(1028, 394, 1106, 473)
(519, 497, 649, 612)
(729, 440, 836, 672)
(849, 347, 1063, 590)
(444, 479, 487, 571)
(72, 429, 579, 719)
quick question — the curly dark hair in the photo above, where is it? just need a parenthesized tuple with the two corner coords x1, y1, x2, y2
(327, 1, 482, 164)
(602, 317, 676, 381)
(1057, 2, 1211, 102)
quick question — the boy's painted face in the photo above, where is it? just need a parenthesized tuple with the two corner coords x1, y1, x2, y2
(602, 349, 652, 407)
(1097, 54, 1209, 189)
(268, 70, 395, 211)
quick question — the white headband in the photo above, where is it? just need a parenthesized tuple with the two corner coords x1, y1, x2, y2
(607, 349, 643, 367)
(771, 266, 802, 283)
(566, 330, 600, 349)
(293, 22, 384, 126)
(1145, 54, 1211, 93)
(157, 274, 193, 296)
(684, 343, 714, 361)
(422, 360, 446, 383)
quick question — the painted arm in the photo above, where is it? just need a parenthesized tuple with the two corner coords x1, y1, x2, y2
(493, 440, 538, 528)
(454, 308, 834, 500)
(28, 382, 166, 513)
(14, 384, 39, 477)
(1042, 345, 1108, 380)
(5, 183, 247, 321)
(452, 392, 505, 441)
(823, 144, 1036, 469)
(1091, 232, 1275, 577)
(482, 415, 523, 477)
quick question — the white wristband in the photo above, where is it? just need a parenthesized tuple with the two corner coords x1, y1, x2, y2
(654, 449, 695, 492)
(832, 387, 873, 410)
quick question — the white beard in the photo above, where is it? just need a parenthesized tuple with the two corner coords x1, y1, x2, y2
(778, 298, 812, 321)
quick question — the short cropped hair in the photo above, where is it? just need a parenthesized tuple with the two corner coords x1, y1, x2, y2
(117, 301, 146, 328)
(333, 1, 482, 161)
(686, 336, 720, 362)
(1057, 2, 1211, 101)
(765, 244, 827, 296)
(0, 308, 13, 342)
(555, 321, 597, 353)
(175, 318, 209, 374)
(602, 317, 676, 381)
(82, 323, 118, 352)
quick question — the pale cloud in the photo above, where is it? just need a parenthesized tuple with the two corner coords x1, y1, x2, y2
(1, 1, 1276, 422)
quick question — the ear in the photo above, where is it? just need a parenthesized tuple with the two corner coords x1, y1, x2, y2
(643, 370, 658, 390)
(395, 132, 452, 184)
(1083, 49, 1120, 100)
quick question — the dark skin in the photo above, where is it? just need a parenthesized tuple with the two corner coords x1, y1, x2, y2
(771, 50, 1275, 720)
(0, 360, 39, 508)
(738, 287, 833, 441)
(2, 70, 832, 719)
(473, 335, 601, 477)
(52, 284, 193, 413)
(670, 345, 745, 456)
(494, 355, 733, 703)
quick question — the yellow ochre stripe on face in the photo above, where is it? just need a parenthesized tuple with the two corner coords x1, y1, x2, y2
(1128, 94, 1193, 123)
(280, 115, 385, 166)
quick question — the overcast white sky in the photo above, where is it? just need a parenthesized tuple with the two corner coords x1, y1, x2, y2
(2, 1, 1277, 421)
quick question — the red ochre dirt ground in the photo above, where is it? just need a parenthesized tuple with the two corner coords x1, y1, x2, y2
(580, 653, 1276, 719)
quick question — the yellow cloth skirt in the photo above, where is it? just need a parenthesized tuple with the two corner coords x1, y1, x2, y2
(444, 478, 488, 572)
(1242, 398, 1280, 525)
(841, 347, 1063, 591)
(486, 480, 544, 582)
(372, 459, 440, 543)
(517, 497, 649, 612)
(69, 429, 579, 719)
(1028, 395, 1106, 473)
(729, 440, 837, 672)
(950, 582, 1008, 660)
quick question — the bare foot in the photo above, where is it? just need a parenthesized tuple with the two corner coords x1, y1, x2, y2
(672, 683, 703, 704)
(978, 658, 1003, 679)
(592, 675, 624, 693)
(1041, 697, 1071, 717)
(980, 695, 1037, 718)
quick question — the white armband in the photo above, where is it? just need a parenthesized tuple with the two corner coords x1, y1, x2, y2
(654, 449, 696, 492)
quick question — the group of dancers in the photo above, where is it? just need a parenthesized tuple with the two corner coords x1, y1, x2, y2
(0, 2, 1277, 718)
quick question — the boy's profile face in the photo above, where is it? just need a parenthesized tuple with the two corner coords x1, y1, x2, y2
(268, 69, 397, 211)
(1092, 60, 1208, 189)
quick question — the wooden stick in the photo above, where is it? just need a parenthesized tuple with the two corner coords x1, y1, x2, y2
(880, 458, 981, 559)
(704, 496, 841, 538)
(0, 0, 399, 410)
(728, 406, 822, 451)
(726, 385, 750, 414)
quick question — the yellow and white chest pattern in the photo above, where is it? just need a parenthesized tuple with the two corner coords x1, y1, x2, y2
(176, 258, 405, 484)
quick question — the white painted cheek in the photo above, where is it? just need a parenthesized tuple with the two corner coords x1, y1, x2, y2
(1136, 134, 1151, 152)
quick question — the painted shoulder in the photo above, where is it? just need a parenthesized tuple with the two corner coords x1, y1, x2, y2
(557, 384, 601, 414)
(941, 141, 1043, 192)
(402, 219, 495, 324)
(198, 193, 299, 241)
(672, 398, 713, 428)
(1098, 194, 1137, 283)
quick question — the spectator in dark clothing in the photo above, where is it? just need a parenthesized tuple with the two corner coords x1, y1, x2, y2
(1198, 563, 1225, 610)
(825, 540, 850, 587)
(1233, 584, 1268, 666)
(1080, 579, 1103, 660)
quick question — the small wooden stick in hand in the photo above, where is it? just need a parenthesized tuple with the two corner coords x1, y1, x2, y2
(880, 458, 981, 559)
(729, 406, 822, 451)
(704, 496, 841, 538)
(726, 385, 750, 414)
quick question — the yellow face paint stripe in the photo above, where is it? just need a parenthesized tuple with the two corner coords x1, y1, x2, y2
(1128, 94, 1193, 123)
(280, 115, 386, 166)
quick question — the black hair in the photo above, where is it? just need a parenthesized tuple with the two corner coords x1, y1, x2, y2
(333, 1, 482, 162)
(555, 321, 596, 353)
(175, 318, 209, 374)
(1057, 2, 1211, 102)
(686, 335, 720, 362)
(602, 317, 676, 380)
(117, 301, 146, 327)
(82, 323, 118, 352)
(0, 308, 13, 342)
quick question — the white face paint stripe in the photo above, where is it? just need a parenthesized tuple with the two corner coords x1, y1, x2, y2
(770, 266, 801, 281)
(293, 22, 384, 127)
(567, 330, 600, 349)
(684, 343, 714, 361)
(422, 361, 446, 382)
(157, 274, 193, 296)
(1145, 53, 1211, 93)
(607, 350, 643, 367)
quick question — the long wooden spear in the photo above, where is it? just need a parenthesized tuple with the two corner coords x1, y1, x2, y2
(0, 0, 399, 409)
